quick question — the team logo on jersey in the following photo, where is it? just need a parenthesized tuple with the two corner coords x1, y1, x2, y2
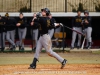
(47, 19, 50, 27)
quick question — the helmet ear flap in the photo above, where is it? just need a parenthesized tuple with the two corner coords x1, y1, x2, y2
(46, 12, 49, 16)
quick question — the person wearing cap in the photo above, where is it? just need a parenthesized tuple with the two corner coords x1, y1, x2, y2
(29, 13, 39, 51)
(16, 13, 27, 51)
(28, 8, 67, 69)
(0, 15, 6, 51)
(82, 10, 92, 49)
(5, 13, 16, 51)
(71, 11, 82, 49)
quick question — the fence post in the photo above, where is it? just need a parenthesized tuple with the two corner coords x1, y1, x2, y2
(30, 0, 32, 12)
(65, 0, 67, 12)
(62, 25, 65, 53)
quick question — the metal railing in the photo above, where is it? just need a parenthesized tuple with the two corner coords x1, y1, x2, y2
(0, 0, 99, 12)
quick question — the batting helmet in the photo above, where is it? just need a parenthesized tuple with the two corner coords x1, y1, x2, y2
(41, 8, 50, 16)
(84, 10, 89, 15)
(36, 12, 42, 18)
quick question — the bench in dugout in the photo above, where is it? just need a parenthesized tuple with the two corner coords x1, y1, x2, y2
(52, 32, 66, 48)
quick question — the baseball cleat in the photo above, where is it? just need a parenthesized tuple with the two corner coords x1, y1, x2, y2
(28, 65, 36, 69)
(10, 45, 16, 51)
(70, 47, 74, 50)
(28, 58, 38, 69)
(61, 59, 67, 69)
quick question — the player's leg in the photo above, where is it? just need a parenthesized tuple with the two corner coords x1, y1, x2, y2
(42, 34, 67, 69)
(2, 32, 6, 51)
(87, 27, 92, 49)
(71, 27, 77, 49)
(77, 27, 82, 49)
(0, 32, 4, 51)
(28, 36, 42, 69)
(10, 30, 16, 50)
(6, 31, 15, 50)
(48, 29, 54, 39)
(0, 33, 1, 50)
(18, 28, 22, 50)
(21, 28, 27, 50)
(83, 28, 88, 48)
(32, 29, 38, 50)
(34, 29, 38, 49)
(32, 29, 35, 50)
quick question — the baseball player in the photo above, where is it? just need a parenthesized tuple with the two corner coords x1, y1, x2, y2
(5, 13, 16, 50)
(82, 10, 92, 49)
(28, 8, 67, 69)
(71, 11, 82, 49)
(30, 13, 39, 51)
(16, 13, 27, 51)
(48, 14, 56, 39)
(0, 15, 6, 51)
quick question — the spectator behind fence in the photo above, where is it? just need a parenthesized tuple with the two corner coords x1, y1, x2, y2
(5, 13, 16, 51)
(16, 12, 27, 51)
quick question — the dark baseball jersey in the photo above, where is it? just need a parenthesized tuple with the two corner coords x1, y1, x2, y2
(72, 16, 82, 27)
(82, 16, 92, 28)
(17, 17, 27, 29)
(29, 18, 39, 29)
(5, 17, 16, 31)
(0, 18, 5, 33)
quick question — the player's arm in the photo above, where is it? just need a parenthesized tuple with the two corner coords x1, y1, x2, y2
(16, 18, 21, 26)
(22, 17, 27, 27)
(87, 17, 92, 25)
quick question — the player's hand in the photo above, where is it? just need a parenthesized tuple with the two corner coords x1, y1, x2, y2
(85, 20, 89, 24)
(34, 17, 37, 19)
(54, 23, 60, 27)
(31, 22, 34, 26)
(16, 23, 21, 26)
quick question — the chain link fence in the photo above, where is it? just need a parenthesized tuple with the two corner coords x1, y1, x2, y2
(0, 0, 99, 12)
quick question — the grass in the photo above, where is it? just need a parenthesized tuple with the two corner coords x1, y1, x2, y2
(92, 50, 100, 54)
(0, 52, 100, 65)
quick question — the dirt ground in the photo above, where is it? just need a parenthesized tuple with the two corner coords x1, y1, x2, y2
(0, 52, 100, 75)
(0, 64, 100, 75)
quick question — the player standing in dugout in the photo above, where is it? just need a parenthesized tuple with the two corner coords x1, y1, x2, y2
(16, 13, 27, 51)
(5, 13, 16, 51)
(71, 11, 82, 49)
(0, 15, 6, 51)
(29, 13, 39, 51)
(28, 8, 67, 69)
(82, 10, 92, 49)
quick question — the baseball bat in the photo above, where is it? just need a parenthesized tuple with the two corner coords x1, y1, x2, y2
(64, 26, 85, 36)
(60, 23, 85, 36)
(81, 36, 86, 49)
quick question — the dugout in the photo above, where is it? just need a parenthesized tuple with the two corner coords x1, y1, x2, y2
(0, 12, 100, 47)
